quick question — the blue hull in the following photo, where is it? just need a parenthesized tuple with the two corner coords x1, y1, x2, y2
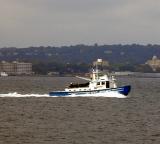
(49, 85, 131, 97)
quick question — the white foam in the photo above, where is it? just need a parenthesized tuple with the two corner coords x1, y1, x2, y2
(0, 92, 49, 97)
(68, 92, 127, 98)
(0, 92, 127, 98)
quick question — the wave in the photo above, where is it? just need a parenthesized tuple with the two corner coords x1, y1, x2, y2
(0, 92, 127, 98)
(0, 92, 49, 97)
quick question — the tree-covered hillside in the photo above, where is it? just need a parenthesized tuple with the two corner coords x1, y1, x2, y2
(0, 44, 159, 74)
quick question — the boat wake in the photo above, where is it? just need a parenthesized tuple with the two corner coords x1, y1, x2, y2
(0, 92, 127, 98)
(0, 92, 49, 97)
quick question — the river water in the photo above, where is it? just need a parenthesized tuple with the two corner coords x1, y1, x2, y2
(0, 76, 160, 144)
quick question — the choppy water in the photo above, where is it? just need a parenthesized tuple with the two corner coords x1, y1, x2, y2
(0, 76, 160, 144)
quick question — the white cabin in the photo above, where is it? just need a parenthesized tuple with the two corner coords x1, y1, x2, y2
(65, 68, 117, 92)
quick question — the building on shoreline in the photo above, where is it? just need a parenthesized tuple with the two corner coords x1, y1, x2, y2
(145, 56, 160, 71)
(93, 59, 109, 68)
(0, 61, 32, 75)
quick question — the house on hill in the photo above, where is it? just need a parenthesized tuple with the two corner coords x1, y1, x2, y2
(145, 56, 160, 71)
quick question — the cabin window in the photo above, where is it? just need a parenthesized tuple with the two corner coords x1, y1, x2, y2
(97, 82, 100, 85)
(106, 81, 110, 88)
(102, 82, 105, 85)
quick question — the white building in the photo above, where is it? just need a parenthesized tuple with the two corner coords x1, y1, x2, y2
(0, 61, 32, 75)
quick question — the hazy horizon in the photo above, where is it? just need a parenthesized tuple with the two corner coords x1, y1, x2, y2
(1, 0, 160, 48)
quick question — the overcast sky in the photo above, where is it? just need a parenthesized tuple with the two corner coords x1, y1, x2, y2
(0, 0, 160, 47)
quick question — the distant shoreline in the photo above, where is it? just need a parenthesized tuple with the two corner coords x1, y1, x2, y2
(113, 72, 160, 78)
(1, 72, 160, 78)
